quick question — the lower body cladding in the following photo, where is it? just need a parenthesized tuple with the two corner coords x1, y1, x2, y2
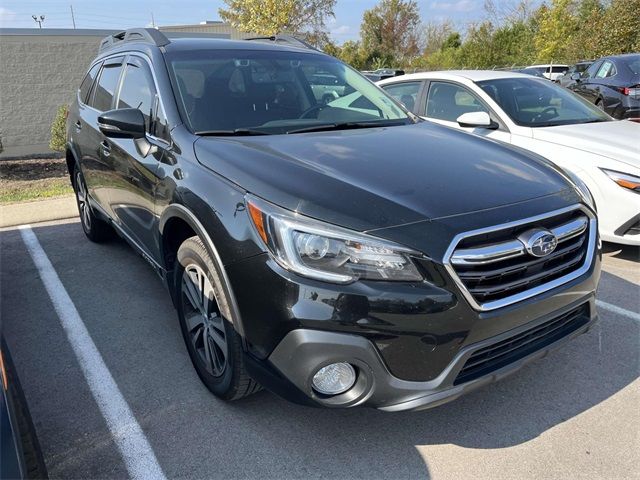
(228, 249, 601, 412)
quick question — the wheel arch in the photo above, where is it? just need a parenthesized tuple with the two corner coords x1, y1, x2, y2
(159, 203, 246, 338)
(65, 141, 81, 184)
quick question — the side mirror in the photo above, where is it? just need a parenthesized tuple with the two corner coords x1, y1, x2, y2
(98, 108, 146, 139)
(456, 111, 497, 129)
(570, 73, 581, 81)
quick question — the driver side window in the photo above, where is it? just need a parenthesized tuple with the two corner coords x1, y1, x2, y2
(117, 57, 169, 141)
(425, 82, 487, 122)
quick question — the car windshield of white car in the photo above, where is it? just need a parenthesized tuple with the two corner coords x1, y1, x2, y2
(477, 78, 611, 128)
(165, 49, 414, 135)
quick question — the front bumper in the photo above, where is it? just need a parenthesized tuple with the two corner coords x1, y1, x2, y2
(267, 297, 597, 411)
(228, 238, 600, 410)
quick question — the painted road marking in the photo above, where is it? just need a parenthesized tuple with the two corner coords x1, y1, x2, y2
(596, 300, 640, 323)
(19, 226, 167, 480)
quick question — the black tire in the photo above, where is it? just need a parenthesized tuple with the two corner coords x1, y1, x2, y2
(175, 236, 260, 401)
(72, 166, 112, 243)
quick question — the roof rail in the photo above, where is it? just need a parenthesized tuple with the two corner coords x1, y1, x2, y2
(245, 35, 320, 52)
(99, 28, 170, 53)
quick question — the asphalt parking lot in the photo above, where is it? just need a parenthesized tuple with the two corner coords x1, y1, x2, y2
(1, 218, 638, 480)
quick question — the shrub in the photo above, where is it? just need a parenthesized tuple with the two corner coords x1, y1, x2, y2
(49, 105, 69, 152)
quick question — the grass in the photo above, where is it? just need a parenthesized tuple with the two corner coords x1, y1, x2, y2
(0, 157, 74, 204)
(0, 178, 74, 204)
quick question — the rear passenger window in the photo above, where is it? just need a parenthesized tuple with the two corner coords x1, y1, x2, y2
(92, 62, 123, 112)
(79, 63, 101, 104)
(382, 82, 421, 112)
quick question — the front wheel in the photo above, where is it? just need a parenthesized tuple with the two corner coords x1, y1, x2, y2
(175, 236, 260, 401)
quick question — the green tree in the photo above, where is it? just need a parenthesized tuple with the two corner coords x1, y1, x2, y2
(218, 0, 336, 46)
(360, 0, 422, 65)
(534, 0, 578, 62)
(49, 105, 68, 153)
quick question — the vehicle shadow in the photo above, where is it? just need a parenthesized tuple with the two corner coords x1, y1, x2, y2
(4, 222, 638, 479)
(602, 241, 640, 262)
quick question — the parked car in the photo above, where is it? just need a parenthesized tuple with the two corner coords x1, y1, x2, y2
(361, 68, 404, 82)
(558, 61, 593, 88)
(379, 70, 640, 246)
(1, 338, 48, 479)
(526, 64, 569, 82)
(512, 67, 546, 79)
(66, 29, 600, 411)
(568, 54, 640, 121)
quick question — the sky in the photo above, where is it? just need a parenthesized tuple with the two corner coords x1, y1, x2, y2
(0, 0, 506, 43)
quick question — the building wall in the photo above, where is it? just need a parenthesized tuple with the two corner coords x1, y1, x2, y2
(0, 30, 114, 158)
(0, 26, 237, 158)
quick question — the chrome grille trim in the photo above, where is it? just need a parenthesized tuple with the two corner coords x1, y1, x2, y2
(443, 204, 597, 312)
(451, 214, 588, 266)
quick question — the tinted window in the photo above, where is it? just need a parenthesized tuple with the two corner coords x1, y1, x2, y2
(382, 82, 421, 112)
(621, 55, 640, 75)
(79, 63, 101, 104)
(92, 63, 123, 112)
(595, 61, 615, 78)
(426, 82, 487, 122)
(551, 66, 568, 73)
(166, 50, 410, 135)
(583, 61, 602, 79)
(118, 61, 155, 130)
(478, 77, 610, 127)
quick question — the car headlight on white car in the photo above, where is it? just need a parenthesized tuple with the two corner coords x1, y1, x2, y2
(246, 195, 423, 283)
(559, 169, 597, 212)
(601, 169, 640, 193)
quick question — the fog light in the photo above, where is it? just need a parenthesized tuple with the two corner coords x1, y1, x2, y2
(312, 362, 356, 395)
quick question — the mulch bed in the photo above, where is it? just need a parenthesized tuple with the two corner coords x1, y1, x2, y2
(0, 158, 69, 182)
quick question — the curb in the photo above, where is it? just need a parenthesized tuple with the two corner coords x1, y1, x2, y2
(0, 195, 78, 228)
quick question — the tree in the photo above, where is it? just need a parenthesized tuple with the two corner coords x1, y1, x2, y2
(422, 21, 455, 56)
(218, 0, 336, 46)
(534, 0, 578, 62)
(360, 0, 422, 65)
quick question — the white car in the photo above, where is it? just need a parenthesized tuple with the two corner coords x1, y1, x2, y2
(378, 70, 640, 246)
(526, 64, 569, 82)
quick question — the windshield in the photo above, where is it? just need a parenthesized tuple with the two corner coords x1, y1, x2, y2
(477, 77, 611, 127)
(622, 55, 640, 75)
(165, 49, 412, 135)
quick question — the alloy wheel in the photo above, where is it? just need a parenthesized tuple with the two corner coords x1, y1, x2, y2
(181, 264, 228, 377)
(75, 171, 92, 231)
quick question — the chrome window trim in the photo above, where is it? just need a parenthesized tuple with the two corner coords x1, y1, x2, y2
(443, 204, 597, 312)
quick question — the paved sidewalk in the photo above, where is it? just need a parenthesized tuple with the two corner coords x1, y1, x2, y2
(0, 196, 77, 228)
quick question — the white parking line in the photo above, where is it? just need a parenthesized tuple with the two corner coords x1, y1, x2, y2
(19, 226, 167, 480)
(596, 300, 640, 323)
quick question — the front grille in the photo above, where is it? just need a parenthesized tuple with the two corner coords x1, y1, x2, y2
(454, 303, 590, 385)
(449, 207, 592, 308)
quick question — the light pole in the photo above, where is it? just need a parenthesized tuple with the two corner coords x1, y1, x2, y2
(32, 15, 45, 28)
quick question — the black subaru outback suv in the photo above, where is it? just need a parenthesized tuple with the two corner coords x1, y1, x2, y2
(66, 29, 601, 411)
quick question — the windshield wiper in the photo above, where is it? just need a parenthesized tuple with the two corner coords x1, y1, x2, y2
(195, 128, 269, 136)
(532, 118, 609, 128)
(286, 120, 406, 135)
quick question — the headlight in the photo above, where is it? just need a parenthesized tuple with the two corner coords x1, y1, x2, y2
(601, 168, 640, 193)
(561, 169, 597, 211)
(246, 195, 423, 283)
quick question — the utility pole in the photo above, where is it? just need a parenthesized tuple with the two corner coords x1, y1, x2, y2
(32, 15, 45, 28)
(150, 12, 156, 28)
(70, 5, 76, 29)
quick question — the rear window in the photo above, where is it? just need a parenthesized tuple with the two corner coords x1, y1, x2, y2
(92, 62, 123, 112)
(622, 55, 640, 75)
(79, 63, 101, 104)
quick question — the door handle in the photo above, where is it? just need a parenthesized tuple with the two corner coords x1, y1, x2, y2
(75, 120, 82, 131)
(100, 140, 111, 157)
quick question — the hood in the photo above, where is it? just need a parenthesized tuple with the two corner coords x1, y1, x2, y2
(194, 122, 571, 231)
(532, 120, 640, 170)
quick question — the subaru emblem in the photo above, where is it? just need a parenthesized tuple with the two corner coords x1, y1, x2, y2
(518, 229, 558, 258)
